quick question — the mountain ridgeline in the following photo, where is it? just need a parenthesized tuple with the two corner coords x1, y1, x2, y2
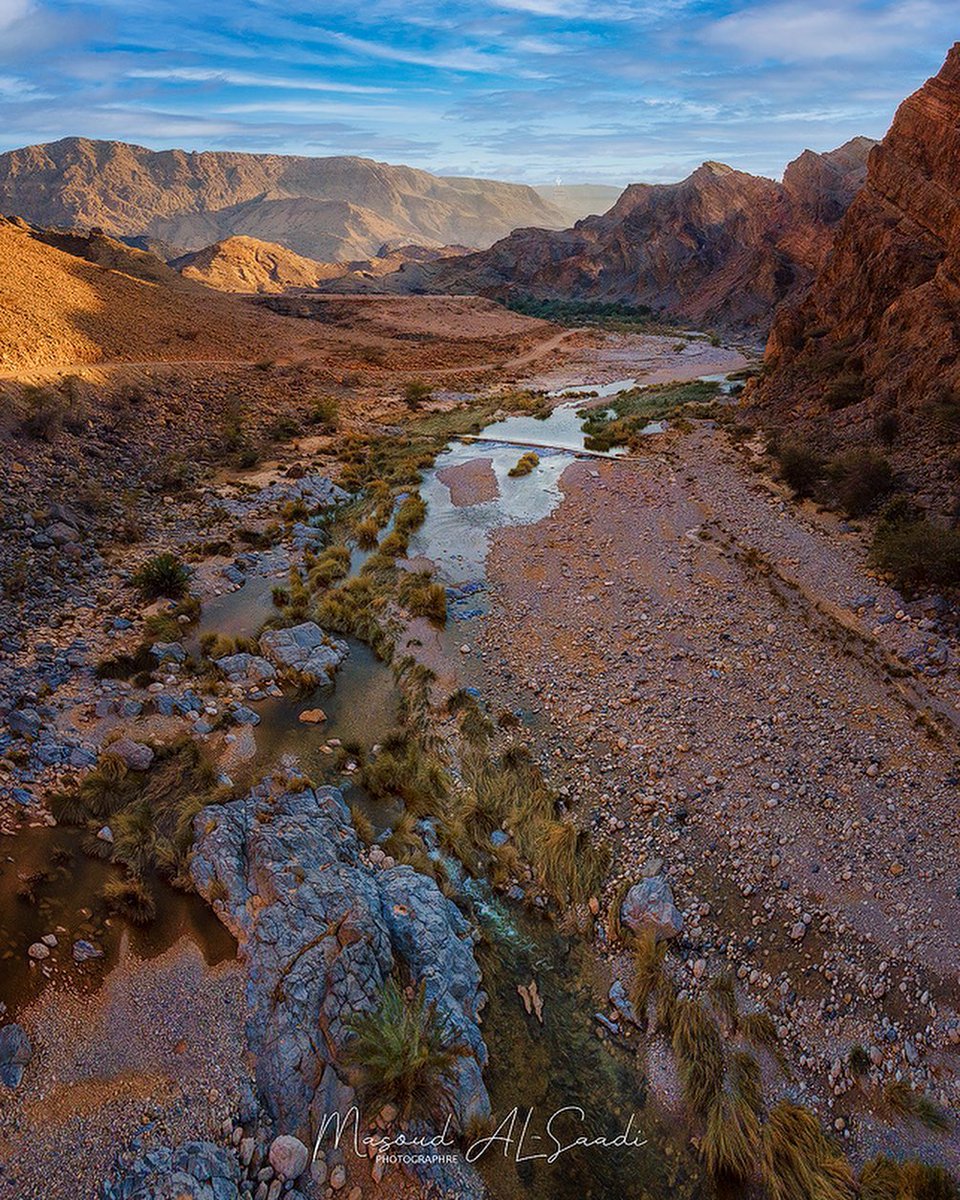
(353, 139, 874, 332)
(0, 138, 569, 261)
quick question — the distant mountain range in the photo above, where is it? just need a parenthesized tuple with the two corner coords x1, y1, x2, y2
(355, 139, 875, 332)
(0, 138, 580, 261)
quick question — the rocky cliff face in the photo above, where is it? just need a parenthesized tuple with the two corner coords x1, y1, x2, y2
(390, 140, 872, 331)
(754, 46, 960, 514)
(190, 779, 488, 1199)
(0, 138, 567, 260)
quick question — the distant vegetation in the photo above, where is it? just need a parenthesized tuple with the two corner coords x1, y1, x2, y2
(505, 294, 658, 329)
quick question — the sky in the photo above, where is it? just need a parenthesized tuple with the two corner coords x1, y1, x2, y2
(0, 0, 956, 186)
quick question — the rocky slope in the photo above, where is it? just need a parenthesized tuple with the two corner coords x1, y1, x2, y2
(0, 138, 567, 260)
(175, 235, 348, 293)
(377, 140, 873, 331)
(753, 44, 960, 514)
(175, 234, 471, 294)
(0, 217, 294, 371)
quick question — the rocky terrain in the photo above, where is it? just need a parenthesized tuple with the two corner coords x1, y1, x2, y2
(0, 217, 300, 371)
(175, 236, 471, 295)
(754, 44, 960, 516)
(0, 138, 568, 261)
(366, 140, 873, 332)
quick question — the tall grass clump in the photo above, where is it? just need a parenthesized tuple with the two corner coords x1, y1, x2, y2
(345, 979, 469, 1123)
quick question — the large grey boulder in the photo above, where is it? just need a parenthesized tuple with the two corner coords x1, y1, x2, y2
(191, 781, 487, 1198)
(259, 622, 348, 681)
(214, 653, 276, 685)
(0, 1022, 32, 1089)
(621, 875, 683, 941)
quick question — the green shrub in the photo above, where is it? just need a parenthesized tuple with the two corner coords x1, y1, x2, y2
(827, 449, 893, 515)
(775, 441, 824, 498)
(403, 380, 433, 409)
(101, 876, 156, 925)
(345, 978, 469, 1123)
(132, 553, 190, 600)
(508, 451, 540, 477)
(871, 517, 960, 590)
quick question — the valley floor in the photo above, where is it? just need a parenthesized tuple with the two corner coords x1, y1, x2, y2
(470, 418, 960, 1168)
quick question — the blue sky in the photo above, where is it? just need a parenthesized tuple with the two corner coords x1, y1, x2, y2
(0, 0, 956, 185)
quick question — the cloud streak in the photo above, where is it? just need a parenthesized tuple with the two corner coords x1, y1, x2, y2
(0, 0, 954, 184)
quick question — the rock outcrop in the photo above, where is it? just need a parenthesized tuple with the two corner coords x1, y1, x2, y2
(753, 44, 960, 515)
(0, 138, 568, 260)
(258, 622, 349, 682)
(374, 140, 872, 332)
(175, 235, 349, 294)
(190, 780, 488, 1197)
(100, 1141, 244, 1200)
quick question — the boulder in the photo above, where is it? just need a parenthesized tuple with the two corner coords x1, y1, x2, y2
(8, 707, 41, 738)
(191, 781, 488, 1200)
(0, 1022, 31, 1088)
(214, 653, 276, 685)
(150, 641, 186, 664)
(108, 737, 155, 771)
(259, 623, 349, 681)
(620, 876, 683, 941)
(268, 1135, 309, 1181)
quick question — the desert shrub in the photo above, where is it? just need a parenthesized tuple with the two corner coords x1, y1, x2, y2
(20, 385, 62, 441)
(671, 1001, 726, 1116)
(827, 449, 893, 515)
(345, 978, 469, 1123)
(761, 1102, 856, 1200)
(403, 380, 433, 409)
(870, 512, 960, 590)
(268, 415, 301, 441)
(101, 876, 156, 925)
(132, 552, 190, 600)
(824, 371, 866, 410)
(306, 397, 338, 430)
(860, 1156, 957, 1200)
(628, 927, 666, 1017)
(775, 441, 824, 498)
(508, 451, 540, 477)
(883, 1080, 951, 1132)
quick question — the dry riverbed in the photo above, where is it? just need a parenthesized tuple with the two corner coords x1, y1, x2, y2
(466, 421, 960, 1169)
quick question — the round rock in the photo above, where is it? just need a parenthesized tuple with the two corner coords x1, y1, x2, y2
(269, 1134, 309, 1181)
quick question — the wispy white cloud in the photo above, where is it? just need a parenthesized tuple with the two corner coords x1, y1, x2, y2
(127, 67, 393, 93)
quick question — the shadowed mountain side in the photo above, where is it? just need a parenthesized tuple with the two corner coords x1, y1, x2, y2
(336, 140, 873, 333)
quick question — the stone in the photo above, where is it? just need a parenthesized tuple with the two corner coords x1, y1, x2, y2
(298, 708, 326, 724)
(231, 705, 260, 726)
(101, 1139, 240, 1198)
(150, 641, 187, 664)
(268, 1135, 309, 1181)
(27, 942, 50, 959)
(259, 623, 349, 681)
(8, 707, 41, 738)
(620, 876, 683, 940)
(0, 1022, 31, 1089)
(108, 737, 155, 771)
(72, 938, 103, 962)
(97, 824, 114, 843)
(215, 653, 277, 685)
(329, 1164, 346, 1191)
